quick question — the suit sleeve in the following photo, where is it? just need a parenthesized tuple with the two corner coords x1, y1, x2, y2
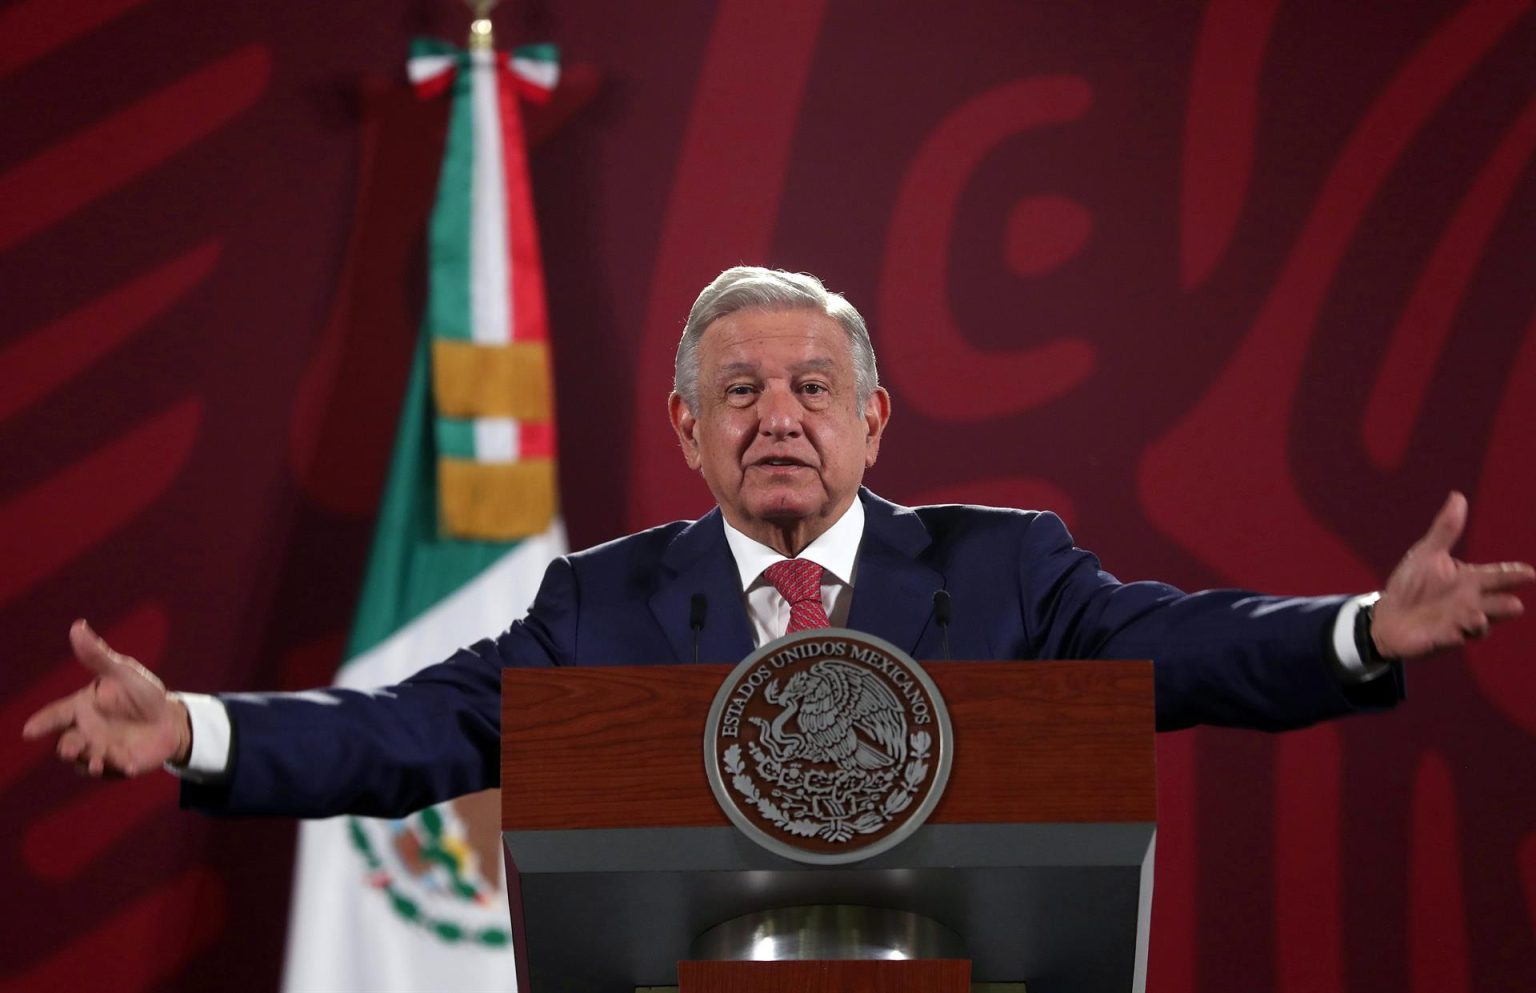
(181, 555, 581, 818)
(1018, 512, 1403, 731)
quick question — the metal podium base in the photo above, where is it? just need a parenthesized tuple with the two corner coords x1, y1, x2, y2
(690, 905, 967, 961)
(507, 821, 1153, 992)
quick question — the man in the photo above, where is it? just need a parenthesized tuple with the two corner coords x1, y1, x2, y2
(22, 267, 1533, 819)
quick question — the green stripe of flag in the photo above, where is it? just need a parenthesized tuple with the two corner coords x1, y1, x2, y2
(434, 417, 477, 460)
(423, 64, 476, 343)
(512, 43, 557, 62)
(344, 333, 517, 662)
(409, 37, 458, 59)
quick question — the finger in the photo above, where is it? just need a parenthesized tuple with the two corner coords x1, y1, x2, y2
(69, 619, 165, 702)
(1473, 562, 1536, 591)
(69, 619, 123, 678)
(1481, 593, 1525, 622)
(1417, 491, 1467, 555)
(22, 693, 81, 740)
(1460, 609, 1490, 639)
(104, 741, 143, 778)
(57, 728, 87, 763)
(80, 732, 107, 768)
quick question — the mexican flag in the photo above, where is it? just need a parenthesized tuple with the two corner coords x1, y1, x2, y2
(281, 39, 562, 993)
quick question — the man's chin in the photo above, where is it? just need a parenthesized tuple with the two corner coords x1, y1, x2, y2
(751, 501, 817, 521)
(742, 490, 825, 525)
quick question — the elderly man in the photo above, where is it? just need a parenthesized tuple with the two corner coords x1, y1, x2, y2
(23, 267, 1533, 818)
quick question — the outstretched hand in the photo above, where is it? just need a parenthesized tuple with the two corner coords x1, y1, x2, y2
(20, 620, 190, 777)
(1371, 492, 1534, 660)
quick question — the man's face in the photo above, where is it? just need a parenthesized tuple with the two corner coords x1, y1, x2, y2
(669, 307, 890, 552)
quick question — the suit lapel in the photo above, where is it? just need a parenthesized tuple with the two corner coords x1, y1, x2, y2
(846, 490, 944, 655)
(648, 509, 755, 664)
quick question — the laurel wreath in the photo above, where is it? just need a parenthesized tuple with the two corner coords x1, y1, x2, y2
(723, 730, 933, 844)
(344, 813, 510, 947)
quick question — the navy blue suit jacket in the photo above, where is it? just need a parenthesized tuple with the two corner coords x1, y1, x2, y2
(185, 490, 1401, 818)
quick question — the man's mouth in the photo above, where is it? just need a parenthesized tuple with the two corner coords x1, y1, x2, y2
(752, 457, 811, 469)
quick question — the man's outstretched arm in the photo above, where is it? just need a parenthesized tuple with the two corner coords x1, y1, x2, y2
(1019, 491, 1532, 731)
(20, 553, 581, 816)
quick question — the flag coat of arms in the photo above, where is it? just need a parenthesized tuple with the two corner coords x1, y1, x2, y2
(281, 39, 561, 993)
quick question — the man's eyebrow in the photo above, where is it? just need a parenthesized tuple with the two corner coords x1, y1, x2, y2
(713, 357, 837, 379)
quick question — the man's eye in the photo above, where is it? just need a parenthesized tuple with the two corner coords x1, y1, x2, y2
(726, 384, 755, 397)
(800, 383, 828, 395)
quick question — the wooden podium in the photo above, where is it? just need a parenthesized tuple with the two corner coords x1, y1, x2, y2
(501, 660, 1156, 992)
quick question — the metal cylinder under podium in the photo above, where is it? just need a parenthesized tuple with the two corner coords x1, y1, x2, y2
(690, 905, 968, 961)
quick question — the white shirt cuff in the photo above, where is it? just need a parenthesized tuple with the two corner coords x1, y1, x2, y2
(1332, 592, 1391, 683)
(165, 692, 232, 781)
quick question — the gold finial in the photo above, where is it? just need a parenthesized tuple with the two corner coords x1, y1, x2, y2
(466, 0, 500, 50)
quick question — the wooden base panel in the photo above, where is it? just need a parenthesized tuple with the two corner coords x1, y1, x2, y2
(676, 959, 971, 993)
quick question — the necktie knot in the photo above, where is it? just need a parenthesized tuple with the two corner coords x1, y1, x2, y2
(764, 559, 831, 632)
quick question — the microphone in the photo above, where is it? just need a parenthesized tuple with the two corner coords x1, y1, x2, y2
(689, 594, 709, 664)
(932, 590, 953, 661)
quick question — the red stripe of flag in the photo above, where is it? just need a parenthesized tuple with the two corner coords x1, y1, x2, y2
(494, 56, 550, 345)
(517, 421, 556, 459)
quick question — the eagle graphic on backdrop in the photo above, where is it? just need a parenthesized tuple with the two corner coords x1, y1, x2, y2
(749, 660, 909, 771)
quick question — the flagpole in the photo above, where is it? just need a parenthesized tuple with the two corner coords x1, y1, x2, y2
(467, 0, 499, 50)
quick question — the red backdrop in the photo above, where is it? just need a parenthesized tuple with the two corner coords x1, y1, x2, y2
(3, 1, 1534, 990)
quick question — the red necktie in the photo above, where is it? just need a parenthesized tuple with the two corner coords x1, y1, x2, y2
(764, 559, 831, 633)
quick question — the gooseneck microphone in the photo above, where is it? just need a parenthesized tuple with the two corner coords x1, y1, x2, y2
(689, 594, 709, 664)
(932, 589, 953, 661)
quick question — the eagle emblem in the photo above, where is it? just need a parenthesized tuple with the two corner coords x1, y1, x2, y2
(705, 630, 953, 864)
(752, 660, 907, 771)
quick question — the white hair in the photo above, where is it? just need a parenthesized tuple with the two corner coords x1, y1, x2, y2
(673, 266, 879, 411)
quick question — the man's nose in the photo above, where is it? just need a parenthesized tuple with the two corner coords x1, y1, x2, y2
(758, 385, 803, 437)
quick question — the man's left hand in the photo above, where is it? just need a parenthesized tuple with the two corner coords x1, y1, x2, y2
(1371, 491, 1534, 660)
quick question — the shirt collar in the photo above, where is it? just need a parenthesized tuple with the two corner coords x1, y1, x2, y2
(722, 496, 866, 592)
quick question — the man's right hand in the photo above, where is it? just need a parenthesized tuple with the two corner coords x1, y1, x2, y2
(20, 619, 190, 777)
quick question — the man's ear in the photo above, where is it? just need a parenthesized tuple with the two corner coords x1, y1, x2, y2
(863, 387, 892, 467)
(668, 392, 702, 470)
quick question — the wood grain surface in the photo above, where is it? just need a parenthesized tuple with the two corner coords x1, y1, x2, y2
(501, 661, 1155, 831)
(676, 958, 971, 992)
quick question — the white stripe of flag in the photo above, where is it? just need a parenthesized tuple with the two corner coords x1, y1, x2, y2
(469, 49, 511, 346)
